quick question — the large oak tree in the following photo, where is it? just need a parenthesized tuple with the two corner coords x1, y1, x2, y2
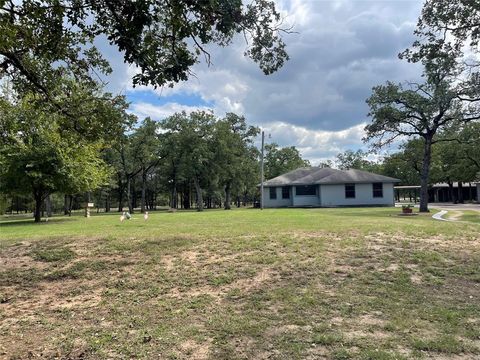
(365, 57, 480, 212)
(0, 0, 289, 96)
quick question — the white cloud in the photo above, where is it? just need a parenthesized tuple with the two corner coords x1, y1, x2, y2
(128, 102, 211, 121)
(263, 121, 367, 163)
(100, 0, 425, 162)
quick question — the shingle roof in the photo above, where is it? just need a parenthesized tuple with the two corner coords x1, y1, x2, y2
(263, 167, 400, 186)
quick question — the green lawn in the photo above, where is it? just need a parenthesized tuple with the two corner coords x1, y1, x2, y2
(443, 209, 480, 224)
(460, 210, 480, 224)
(1, 208, 479, 359)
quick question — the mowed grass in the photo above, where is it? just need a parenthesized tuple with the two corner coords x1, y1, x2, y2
(443, 209, 480, 224)
(460, 210, 480, 224)
(1, 208, 479, 359)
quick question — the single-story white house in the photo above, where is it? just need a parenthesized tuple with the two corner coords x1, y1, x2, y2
(261, 167, 399, 208)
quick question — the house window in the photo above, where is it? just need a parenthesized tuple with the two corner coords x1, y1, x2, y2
(282, 186, 290, 199)
(269, 187, 277, 200)
(345, 184, 355, 198)
(373, 183, 383, 198)
(296, 185, 316, 196)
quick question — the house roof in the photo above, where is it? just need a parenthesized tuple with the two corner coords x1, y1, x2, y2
(262, 167, 400, 186)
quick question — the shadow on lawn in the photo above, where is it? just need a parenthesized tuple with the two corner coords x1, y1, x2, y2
(0, 217, 77, 227)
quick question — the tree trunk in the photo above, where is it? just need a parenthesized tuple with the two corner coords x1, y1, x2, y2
(171, 184, 177, 209)
(105, 192, 110, 212)
(68, 195, 73, 216)
(183, 182, 190, 209)
(126, 176, 133, 214)
(171, 165, 177, 209)
(132, 178, 136, 211)
(193, 176, 204, 212)
(33, 192, 43, 223)
(457, 181, 463, 203)
(141, 167, 147, 213)
(224, 182, 232, 210)
(206, 196, 211, 209)
(419, 137, 433, 212)
(448, 181, 455, 203)
(45, 195, 52, 217)
(117, 174, 124, 212)
(64, 194, 69, 215)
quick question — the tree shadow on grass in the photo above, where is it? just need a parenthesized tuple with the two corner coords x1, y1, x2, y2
(0, 217, 77, 227)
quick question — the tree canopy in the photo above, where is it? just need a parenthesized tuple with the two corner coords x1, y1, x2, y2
(0, 0, 289, 96)
(0, 92, 115, 221)
(365, 56, 480, 212)
(264, 143, 310, 180)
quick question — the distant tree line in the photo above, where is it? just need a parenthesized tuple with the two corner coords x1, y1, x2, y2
(0, 0, 291, 222)
(0, 84, 310, 220)
(333, 130, 480, 203)
(2, 0, 480, 218)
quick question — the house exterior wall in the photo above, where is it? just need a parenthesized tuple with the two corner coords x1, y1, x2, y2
(292, 185, 320, 207)
(320, 183, 395, 207)
(262, 186, 293, 208)
(262, 183, 395, 208)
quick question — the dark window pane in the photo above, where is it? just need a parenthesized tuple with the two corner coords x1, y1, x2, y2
(269, 187, 277, 199)
(296, 185, 316, 196)
(282, 186, 290, 199)
(345, 184, 355, 198)
(373, 183, 383, 198)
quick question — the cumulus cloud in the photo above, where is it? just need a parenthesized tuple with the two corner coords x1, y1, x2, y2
(100, 0, 425, 161)
(263, 121, 367, 164)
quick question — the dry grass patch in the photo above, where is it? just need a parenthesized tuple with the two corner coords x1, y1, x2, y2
(1, 208, 479, 359)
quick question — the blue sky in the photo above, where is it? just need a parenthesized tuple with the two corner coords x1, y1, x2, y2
(126, 91, 213, 109)
(101, 0, 425, 164)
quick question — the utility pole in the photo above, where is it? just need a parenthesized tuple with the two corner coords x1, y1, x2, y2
(260, 130, 265, 210)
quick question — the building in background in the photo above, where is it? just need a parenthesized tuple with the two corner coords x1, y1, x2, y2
(261, 168, 399, 208)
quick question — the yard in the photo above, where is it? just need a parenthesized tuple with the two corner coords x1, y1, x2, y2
(1, 208, 479, 359)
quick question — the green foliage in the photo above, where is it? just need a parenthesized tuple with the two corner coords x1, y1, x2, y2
(404, 0, 480, 64)
(0, 0, 289, 94)
(212, 113, 260, 208)
(0, 105, 111, 196)
(436, 122, 480, 181)
(0, 194, 7, 215)
(264, 143, 310, 179)
(335, 149, 382, 172)
(159, 111, 261, 210)
(0, 84, 127, 220)
(364, 56, 480, 211)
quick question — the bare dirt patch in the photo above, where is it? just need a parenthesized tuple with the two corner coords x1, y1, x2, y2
(169, 268, 276, 301)
(178, 339, 211, 359)
(1, 279, 103, 322)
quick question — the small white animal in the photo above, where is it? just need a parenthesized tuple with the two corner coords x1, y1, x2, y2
(125, 211, 131, 220)
(120, 211, 126, 222)
(144, 211, 149, 221)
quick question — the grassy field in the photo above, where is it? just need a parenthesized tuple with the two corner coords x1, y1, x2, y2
(459, 211, 480, 224)
(1, 208, 479, 359)
(444, 209, 480, 224)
